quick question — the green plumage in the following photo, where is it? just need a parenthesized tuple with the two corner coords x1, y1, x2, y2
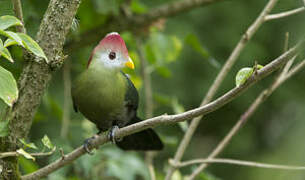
(72, 66, 127, 131)
(72, 63, 163, 150)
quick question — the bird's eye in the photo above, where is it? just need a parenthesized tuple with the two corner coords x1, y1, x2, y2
(109, 51, 116, 60)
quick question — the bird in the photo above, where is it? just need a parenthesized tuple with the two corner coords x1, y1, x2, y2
(71, 32, 163, 151)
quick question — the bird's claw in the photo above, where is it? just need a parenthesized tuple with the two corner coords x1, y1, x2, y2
(108, 125, 120, 144)
(83, 137, 95, 155)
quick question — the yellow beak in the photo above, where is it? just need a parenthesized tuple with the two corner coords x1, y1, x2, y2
(125, 57, 135, 69)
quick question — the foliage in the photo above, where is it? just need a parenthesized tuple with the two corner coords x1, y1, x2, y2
(1, 0, 305, 180)
(41, 134, 54, 149)
(0, 15, 47, 62)
(17, 148, 36, 161)
(0, 15, 47, 110)
(0, 65, 18, 107)
(0, 119, 9, 137)
(19, 138, 38, 150)
(0, 15, 23, 30)
(235, 64, 263, 86)
(18, 135, 55, 162)
(0, 14, 49, 153)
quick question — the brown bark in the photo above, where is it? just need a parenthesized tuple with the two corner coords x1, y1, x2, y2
(0, 0, 80, 179)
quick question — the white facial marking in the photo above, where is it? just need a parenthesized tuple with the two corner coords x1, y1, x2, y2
(93, 50, 126, 70)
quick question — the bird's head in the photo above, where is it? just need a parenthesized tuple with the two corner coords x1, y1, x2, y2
(87, 32, 134, 70)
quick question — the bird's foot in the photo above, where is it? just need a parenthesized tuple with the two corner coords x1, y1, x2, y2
(108, 125, 121, 144)
(83, 136, 96, 155)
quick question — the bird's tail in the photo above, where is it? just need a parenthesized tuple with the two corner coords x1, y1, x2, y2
(116, 116, 163, 151)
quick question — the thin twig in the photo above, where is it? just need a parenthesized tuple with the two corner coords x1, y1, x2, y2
(11, 0, 26, 33)
(61, 60, 71, 138)
(165, 0, 279, 179)
(280, 33, 294, 76)
(187, 57, 301, 180)
(136, 37, 154, 118)
(145, 152, 157, 180)
(133, 0, 223, 24)
(171, 158, 305, 170)
(284, 59, 305, 80)
(136, 36, 156, 180)
(65, 0, 223, 52)
(0, 148, 56, 159)
(187, 38, 305, 180)
(20, 42, 304, 180)
(59, 148, 65, 160)
(265, 7, 305, 21)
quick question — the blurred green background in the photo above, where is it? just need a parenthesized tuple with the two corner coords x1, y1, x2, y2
(1, 0, 305, 179)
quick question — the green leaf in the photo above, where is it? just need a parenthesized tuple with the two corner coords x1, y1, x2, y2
(4, 38, 18, 47)
(41, 135, 54, 149)
(19, 156, 39, 174)
(171, 98, 185, 114)
(185, 34, 209, 58)
(0, 65, 18, 106)
(0, 15, 23, 30)
(153, 93, 172, 106)
(146, 31, 182, 64)
(257, 64, 264, 70)
(145, 44, 157, 64)
(0, 39, 13, 62)
(0, 30, 24, 46)
(172, 170, 183, 180)
(168, 36, 182, 62)
(17, 148, 35, 161)
(235, 67, 253, 87)
(156, 66, 171, 78)
(102, 147, 149, 180)
(17, 33, 48, 62)
(0, 119, 9, 137)
(19, 138, 38, 150)
(131, 0, 148, 14)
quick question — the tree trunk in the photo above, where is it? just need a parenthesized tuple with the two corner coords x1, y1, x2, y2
(0, 0, 80, 179)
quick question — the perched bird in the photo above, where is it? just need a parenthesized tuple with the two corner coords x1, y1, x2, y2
(71, 32, 163, 151)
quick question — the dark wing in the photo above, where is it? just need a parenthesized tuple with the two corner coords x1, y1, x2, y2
(71, 87, 78, 113)
(118, 72, 163, 151)
(117, 116, 164, 151)
(121, 72, 139, 117)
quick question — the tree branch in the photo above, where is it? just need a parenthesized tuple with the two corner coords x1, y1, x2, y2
(5, 0, 80, 142)
(60, 60, 72, 138)
(265, 7, 305, 21)
(132, 0, 223, 24)
(186, 33, 305, 180)
(21, 41, 304, 180)
(170, 158, 305, 170)
(165, 0, 280, 178)
(11, 0, 25, 33)
(284, 59, 305, 80)
(0, 148, 56, 159)
(187, 56, 305, 179)
(0, 0, 81, 179)
(136, 37, 156, 180)
(136, 37, 154, 118)
(64, 0, 223, 53)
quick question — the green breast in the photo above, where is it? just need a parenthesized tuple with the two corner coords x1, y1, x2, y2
(72, 67, 127, 127)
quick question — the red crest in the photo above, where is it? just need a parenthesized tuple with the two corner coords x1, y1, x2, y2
(87, 32, 129, 67)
